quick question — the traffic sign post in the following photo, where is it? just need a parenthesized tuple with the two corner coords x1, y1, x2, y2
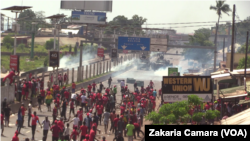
(118, 37, 150, 51)
(49, 51, 59, 67)
(10, 55, 19, 72)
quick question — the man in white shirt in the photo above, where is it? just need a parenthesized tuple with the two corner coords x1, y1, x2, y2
(71, 93, 77, 101)
(120, 80, 125, 87)
(81, 93, 87, 112)
(63, 123, 70, 140)
(41, 116, 51, 141)
(69, 114, 80, 129)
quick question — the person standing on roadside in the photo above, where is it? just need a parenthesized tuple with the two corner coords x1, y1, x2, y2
(4, 105, 11, 127)
(58, 74, 63, 87)
(30, 111, 41, 140)
(41, 116, 51, 141)
(108, 77, 112, 88)
(20, 103, 26, 127)
(27, 103, 32, 127)
(125, 121, 135, 141)
(87, 84, 92, 96)
(92, 81, 96, 92)
(99, 82, 104, 93)
(64, 73, 68, 86)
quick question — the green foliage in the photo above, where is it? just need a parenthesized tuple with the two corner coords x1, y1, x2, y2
(45, 39, 58, 50)
(213, 110, 220, 118)
(44, 56, 49, 67)
(192, 112, 204, 123)
(237, 42, 250, 54)
(3, 35, 14, 46)
(236, 56, 250, 69)
(34, 56, 39, 60)
(145, 111, 161, 124)
(69, 45, 72, 52)
(188, 95, 203, 106)
(205, 110, 217, 120)
(182, 114, 191, 123)
(5, 43, 11, 50)
(166, 113, 176, 123)
(18, 43, 25, 50)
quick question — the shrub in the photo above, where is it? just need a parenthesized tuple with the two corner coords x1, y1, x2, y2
(34, 56, 39, 60)
(44, 56, 49, 66)
(18, 43, 25, 50)
(45, 38, 58, 50)
(5, 43, 11, 50)
(192, 112, 204, 123)
(3, 35, 14, 46)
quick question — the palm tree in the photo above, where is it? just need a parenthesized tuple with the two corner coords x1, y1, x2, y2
(210, 0, 232, 25)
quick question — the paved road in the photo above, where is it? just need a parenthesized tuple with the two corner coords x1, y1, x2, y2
(1, 49, 179, 141)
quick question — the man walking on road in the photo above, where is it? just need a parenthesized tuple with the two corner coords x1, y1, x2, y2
(30, 111, 41, 140)
(125, 121, 135, 141)
(41, 116, 51, 141)
(81, 93, 87, 112)
(92, 81, 96, 92)
(108, 77, 112, 88)
(58, 74, 63, 87)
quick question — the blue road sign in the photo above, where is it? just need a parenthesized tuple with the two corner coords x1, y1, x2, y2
(118, 37, 150, 51)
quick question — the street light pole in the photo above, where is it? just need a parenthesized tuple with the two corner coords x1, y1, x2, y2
(244, 31, 249, 91)
(31, 22, 37, 59)
(53, 19, 56, 50)
(14, 12, 18, 55)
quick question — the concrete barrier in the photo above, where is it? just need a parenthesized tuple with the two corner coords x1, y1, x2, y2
(1, 85, 15, 104)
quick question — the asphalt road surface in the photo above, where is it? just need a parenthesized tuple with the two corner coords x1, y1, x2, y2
(1, 49, 180, 141)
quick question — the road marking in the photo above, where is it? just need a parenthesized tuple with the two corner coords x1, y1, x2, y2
(26, 131, 30, 133)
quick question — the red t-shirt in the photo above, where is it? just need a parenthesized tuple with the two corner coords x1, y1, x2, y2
(92, 83, 96, 88)
(57, 120, 64, 131)
(133, 123, 139, 128)
(56, 85, 60, 91)
(102, 96, 108, 104)
(114, 118, 119, 127)
(105, 89, 110, 93)
(97, 93, 101, 98)
(64, 91, 69, 99)
(159, 89, 162, 95)
(77, 111, 83, 121)
(21, 106, 25, 116)
(88, 85, 92, 91)
(70, 101, 74, 109)
(72, 83, 76, 89)
(53, 108, 57, 116)
(40, 90, 45, 96)
(64, 74, 67, 81)
(91, 122, 97, 129)
(51, 125, 61, 137)
(12, 135, 19, 141)
(120, 106, 125, 114)
(80, 125, 88, 136)
(31, 115, 39, 126)
(96, 105, 103, 115)
(71, 129, 79, 139)
(89, 129, 96, 141)
(205, 104, 210, 110)
(1, 114, 4, 125)
(150, 81, 154, 86)
(136, 96, 141, 103)
(125, 86, 128, 91)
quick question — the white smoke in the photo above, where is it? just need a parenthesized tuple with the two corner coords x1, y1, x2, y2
(111, 58, 136, 71)
(48, 45, 96, 71)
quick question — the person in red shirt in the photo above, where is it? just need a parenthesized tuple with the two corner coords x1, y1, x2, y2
(77, 108, 84, 125)
(72, 82, 76, 93)
(89, 125, 100, 141)
(70, 126, 79, 141)
(20, 103, 26, 127)
(92, 81, 96, 92)
(80, 121, 88, 141)
(152, 100, 156, 111)
(31, 111, 41, 140)
(124, 85, 128, 92)
(64, 73, 68, 84)
(64, 89, 70, 102)
(96, 102, 104, 125)
(83, 134, 89, 141)
(40, 89, 45, 104)
(2, 70, 19, 85)
(50, 120, 61, 141)
(1, 111, 4, 135)
(149, 80, 154, 88)
(102, 93, 109, 107)
(12, 131, 19, 141)
(113, 115, 119, 132)
(87, 84, 92, 95)
(133, 120, 143, 138)
(105, 87, 110, 95)
(120, 104, 126, 115)
(69, 100, 75, 117)
(140, 86, 145, 93)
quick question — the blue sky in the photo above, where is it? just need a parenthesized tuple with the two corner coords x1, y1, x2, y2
(1, 0, 250, 33)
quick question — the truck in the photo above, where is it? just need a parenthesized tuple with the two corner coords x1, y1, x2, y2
(136, 54, 151, 70)
(151, 55, 173, 71)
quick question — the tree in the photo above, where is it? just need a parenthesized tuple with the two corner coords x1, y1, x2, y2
(45, 39, 58, 50)
(237, 42, 250, 53)
(236, 56, 250, 69)
(18, 9, 36, 31)
(69, 45, 72, 52)
(210, 0, 231, 28)
(182, 28, 214, 63)
(2, 35, 14, 46)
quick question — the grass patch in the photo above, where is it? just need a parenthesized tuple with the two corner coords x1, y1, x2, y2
(1, 55, 47, 72)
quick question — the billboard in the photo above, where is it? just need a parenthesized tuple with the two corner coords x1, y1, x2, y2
(162, 76, 212, 94)
(71, 11, 106, 24)
(123, 50, 128, 54)
(162, 76, 213, 102)
(49, 51, 59, 67)
(97, 48, 104, 57)
(10, 55, 19, 72)
(168, 68, 178, 76)
(111, 49, 117, 58)
(118, 37, 150, 51)
(61, 1, 112, 12)
(211, 25, 232, 35)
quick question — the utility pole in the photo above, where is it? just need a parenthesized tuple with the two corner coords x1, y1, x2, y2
(213, 23, 218, 72)
(244, 31, 249, 91)
(230, 4, 235, 72)
(223, 37, 225, 61)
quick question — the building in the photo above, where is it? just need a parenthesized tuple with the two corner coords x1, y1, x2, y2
(11, 36, 30, 46)
(0, 15, 4, 31)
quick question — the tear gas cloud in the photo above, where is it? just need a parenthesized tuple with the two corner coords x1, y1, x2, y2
(48, 46, 96, 71)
